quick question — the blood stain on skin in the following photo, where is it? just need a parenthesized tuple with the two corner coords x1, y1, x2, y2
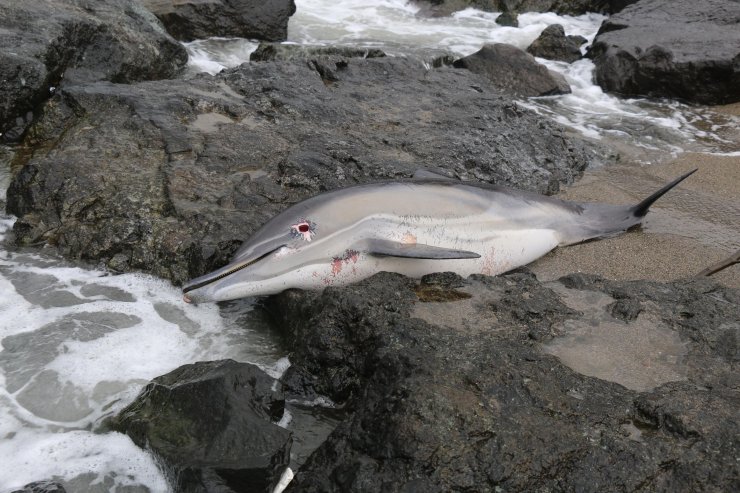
(331, 257, 343, 275)
(331, 249, 360, 276)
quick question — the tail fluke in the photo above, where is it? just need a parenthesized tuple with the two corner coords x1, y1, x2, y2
(631, 168, 697, 218)
(558, 169, 697, 246)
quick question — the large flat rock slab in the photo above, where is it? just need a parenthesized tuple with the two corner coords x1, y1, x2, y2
(141, 0, 296, 42)
(269, 270, 739, 492)
(588, 0, 740, 104)
(0, 0, 187, 141)
(6, 56, 602, 284)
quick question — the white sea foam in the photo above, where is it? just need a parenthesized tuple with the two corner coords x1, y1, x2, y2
(276, 408, 293, 429)
(706, 150, 740, 156)
(265, 356, 292, 380)
(0, 427, 170, 492)
(0, 215, 285, 490)
(288, 0, 604, 56)
(180, 0, 736, 153)
(183, 37, 260, 75)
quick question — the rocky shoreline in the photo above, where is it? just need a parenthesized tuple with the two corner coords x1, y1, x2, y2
(2, 1, 739, 492)
(110, 270, 739, 492)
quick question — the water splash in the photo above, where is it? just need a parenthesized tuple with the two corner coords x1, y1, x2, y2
(184, 0, 739, 155)
(0, 215, 284, 490)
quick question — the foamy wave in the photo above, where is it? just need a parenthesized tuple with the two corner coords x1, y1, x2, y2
(0, 214, 285, 490)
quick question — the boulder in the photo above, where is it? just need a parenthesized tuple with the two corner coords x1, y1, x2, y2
(268, 271, 739, 492)
(250, 43, 386, 63)
(588, 0, 740, 105)
(111, 360, 291, 493)
(0, 0, 187, 142)
(10, 482, 66, 493)
(140, 0, 296, 42)
(6, 57, 603, 284)
(415, 0, 637, 16)
(526, 24, 587, 63)
(495, 11, 519, 27)
(453, 43, 571, 96)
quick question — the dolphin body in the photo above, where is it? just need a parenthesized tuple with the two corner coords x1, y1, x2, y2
(183, 169, 696, 303)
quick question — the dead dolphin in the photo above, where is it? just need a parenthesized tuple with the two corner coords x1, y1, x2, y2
(183, 169, 696, 303)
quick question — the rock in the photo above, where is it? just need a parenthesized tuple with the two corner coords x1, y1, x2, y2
(140, 0, 296, 42)
(6, 57, 603, 284)
(415, 0, 636, 16)
(495, 11, 519, 27)
(10, 481, 66, 493)
(608, 0, 639, 13)
(588, 0, 740, 105)
(526, 24, 587, 63)
(268, 271, 739, 492)
(453, 43, 571, 96)
(111, 360, 291, 493)
(250, 43, 386, 62)
(0, 0, 187, 142)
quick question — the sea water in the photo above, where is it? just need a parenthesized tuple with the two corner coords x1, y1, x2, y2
(2, 0, 739, 491)
(185, 0, 739, 156)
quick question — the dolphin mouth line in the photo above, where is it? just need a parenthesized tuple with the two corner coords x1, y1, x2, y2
(182, 245, 286, 295)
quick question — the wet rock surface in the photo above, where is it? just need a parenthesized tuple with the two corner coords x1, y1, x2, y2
(6, 56, 602, 285)
(526, 24, 586, 63)
(0, 0, 187, 141)
(140, 0, 296, 42)
(268, 271, 739, 492)
(588, 0, 740, 105)
(495, 10, 519, 27)
(111, 359, 291, 493)
(9, 481, 66, 493)
(416, 1, 635, 16)
(454, 44, 571, 97)
(250, 43, 387, 63)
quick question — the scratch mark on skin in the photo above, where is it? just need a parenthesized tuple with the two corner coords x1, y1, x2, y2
(481, 246, 497, 276)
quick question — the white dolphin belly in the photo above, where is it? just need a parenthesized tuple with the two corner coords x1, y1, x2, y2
(294, 227, 560, 291)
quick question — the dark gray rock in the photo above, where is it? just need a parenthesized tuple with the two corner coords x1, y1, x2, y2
(267, 271, 739, 492)
(111, 360, 291, 493)
(416, 0, 635, 16)
(6, 57, 603, 284)
(453, 43, 571, 96)
(588, 0, 740, 104)
(495, 11, 519, 27)
(527, 24, 586, 63)
(0, 0, 187, 142)
(9, 481, 66, 493)
(250, 43, 386, 63)
(140, 0, 296, 42)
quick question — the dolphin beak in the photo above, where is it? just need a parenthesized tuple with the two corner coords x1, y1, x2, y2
(182, 244, 286, 303)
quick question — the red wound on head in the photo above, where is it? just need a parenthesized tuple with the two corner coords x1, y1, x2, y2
(298, 223, 310, 233)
